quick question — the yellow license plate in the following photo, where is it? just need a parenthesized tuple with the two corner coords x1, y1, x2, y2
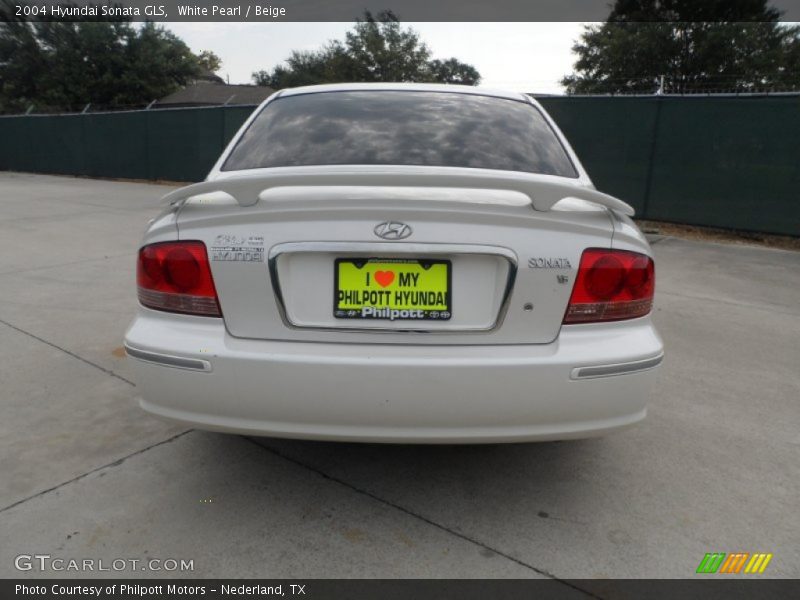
(334, 258, 451, 321)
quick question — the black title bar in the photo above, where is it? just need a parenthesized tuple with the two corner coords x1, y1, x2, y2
(5, 0, 800, 22)
(5, 579, 800, 600)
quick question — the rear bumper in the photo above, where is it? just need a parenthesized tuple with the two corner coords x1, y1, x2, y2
(124, 309, 663, 443)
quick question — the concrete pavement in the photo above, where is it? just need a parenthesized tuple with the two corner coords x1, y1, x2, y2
(0, 173, 798, 581)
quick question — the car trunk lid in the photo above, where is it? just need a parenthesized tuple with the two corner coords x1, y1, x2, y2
(173, 168, 619, 345)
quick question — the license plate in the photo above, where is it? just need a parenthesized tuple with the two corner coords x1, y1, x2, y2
(334, 258, 451, 321)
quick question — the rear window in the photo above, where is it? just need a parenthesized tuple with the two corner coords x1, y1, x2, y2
(222, 91, 578, 177)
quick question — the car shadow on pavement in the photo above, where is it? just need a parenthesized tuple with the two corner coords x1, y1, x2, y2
(238, 433, 610, 523)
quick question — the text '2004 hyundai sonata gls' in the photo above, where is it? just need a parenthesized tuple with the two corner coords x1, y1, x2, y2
(124, 83, 664, 443)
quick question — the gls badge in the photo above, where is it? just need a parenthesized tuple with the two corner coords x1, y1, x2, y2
(374, 221, 413, 240)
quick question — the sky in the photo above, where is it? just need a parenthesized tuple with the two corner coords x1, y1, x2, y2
(166, 22, 589, 94)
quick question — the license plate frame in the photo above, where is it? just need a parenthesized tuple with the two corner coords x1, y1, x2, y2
(333, 257, 452, 321)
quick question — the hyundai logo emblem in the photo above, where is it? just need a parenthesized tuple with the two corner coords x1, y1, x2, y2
(374, 221, 413, 240)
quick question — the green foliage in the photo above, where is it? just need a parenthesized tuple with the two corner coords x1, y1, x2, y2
(253, 11, 481, 89)
(197, 50, 222, 74)
(0, 1, 221, 113)
(562, 0, 800, 94)
(343, 10, 432, 82)
(252, 43, 356, 88)
(427, 58, 481, 85)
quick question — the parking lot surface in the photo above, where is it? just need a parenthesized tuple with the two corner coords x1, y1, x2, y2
(0, 173, 798, 580)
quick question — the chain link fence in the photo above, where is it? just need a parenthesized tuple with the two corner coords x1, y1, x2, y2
(0, 94, 798, 236)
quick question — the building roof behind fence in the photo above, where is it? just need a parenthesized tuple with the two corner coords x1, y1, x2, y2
(157, 82, 274, 107)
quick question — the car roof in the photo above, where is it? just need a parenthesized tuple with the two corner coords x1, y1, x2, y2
(275, 82, 533, 104)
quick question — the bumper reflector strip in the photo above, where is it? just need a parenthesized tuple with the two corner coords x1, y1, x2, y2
(124, 345, 211, 372)
(571, 353, 663, 380)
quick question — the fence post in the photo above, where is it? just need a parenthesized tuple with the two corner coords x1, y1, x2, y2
(640, 96, 663, 219)
(145, 107, 152, 180)
(79, 110, 88, 176)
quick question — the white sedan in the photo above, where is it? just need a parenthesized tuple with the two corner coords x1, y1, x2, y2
(124, 83, 663, 443)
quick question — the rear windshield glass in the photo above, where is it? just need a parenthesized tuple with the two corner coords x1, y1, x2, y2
(222, 91, 578, 177)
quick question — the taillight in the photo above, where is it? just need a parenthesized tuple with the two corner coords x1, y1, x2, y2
(563, 248, 654, 324)
(137, 241, 221, 317)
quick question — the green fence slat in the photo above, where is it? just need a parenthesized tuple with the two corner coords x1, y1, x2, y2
(0, 116, 36, 172)
(539, 96, 659, 216)
(146, 107, 228, 181)
(223, 106, 258, 146)
(645, 96, 800, 236)
(83, 111, 149, 179)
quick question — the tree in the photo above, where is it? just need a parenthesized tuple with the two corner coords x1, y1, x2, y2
(197, 50, 222, 74)
(427, 58, 481, 85)
(253, 43, 357, 88)
(343, 10, 432, 82)
(253, 11, 481, 89)
(561, 0, 800, 94)
(0, 2, 222, 112)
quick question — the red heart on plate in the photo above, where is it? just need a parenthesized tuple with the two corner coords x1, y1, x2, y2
(374, 271, 395, 288)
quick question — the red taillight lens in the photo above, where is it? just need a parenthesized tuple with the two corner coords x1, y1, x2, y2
(137, 241, 221, 317)
(564, 248, 654, 324)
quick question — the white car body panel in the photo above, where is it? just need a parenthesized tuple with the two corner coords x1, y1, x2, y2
(126, 83, 663, 443)
(125, 311, 662, 443)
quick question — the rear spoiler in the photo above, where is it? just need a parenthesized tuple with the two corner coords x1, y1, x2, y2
(162, 167, 635, 216)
